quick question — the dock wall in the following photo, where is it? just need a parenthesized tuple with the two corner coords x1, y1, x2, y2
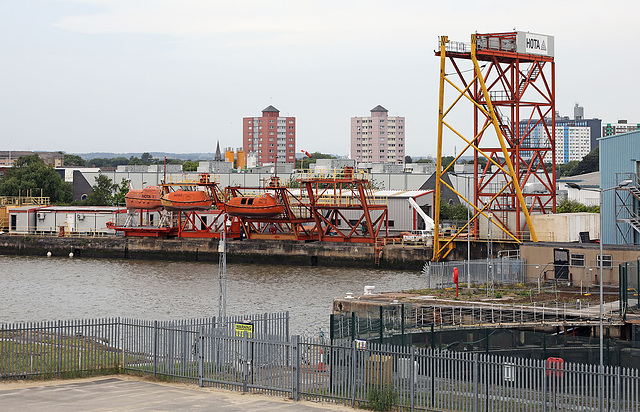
(0, 235, 432, 269)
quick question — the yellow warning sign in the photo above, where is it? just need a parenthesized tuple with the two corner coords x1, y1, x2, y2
(235, 322, 253, 338)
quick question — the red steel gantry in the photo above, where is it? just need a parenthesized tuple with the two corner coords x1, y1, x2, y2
(433, 31, 555, 260)
(300, 167, 388, 243)
(228, 169, 388, 243)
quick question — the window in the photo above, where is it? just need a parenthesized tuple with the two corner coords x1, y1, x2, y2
(570, 253, 585, 267)
(388, 220, 395, 228)
(269, 120, 274, 123)
(597, 255, 612, 268)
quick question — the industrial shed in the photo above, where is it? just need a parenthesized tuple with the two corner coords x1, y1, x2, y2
(8, 206, 130, 235)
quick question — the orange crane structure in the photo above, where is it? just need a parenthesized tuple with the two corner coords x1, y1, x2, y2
(433, 31, 555, 261)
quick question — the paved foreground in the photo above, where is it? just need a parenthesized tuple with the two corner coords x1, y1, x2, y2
(0, 375, 353, 411)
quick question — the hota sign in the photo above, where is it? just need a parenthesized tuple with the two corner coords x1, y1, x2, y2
(516, 32, 554, 57)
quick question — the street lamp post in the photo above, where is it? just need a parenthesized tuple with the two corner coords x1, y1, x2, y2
(487, 212, 493, 297)
(566, 179, 632, 411)
(467, 176, 471, 290)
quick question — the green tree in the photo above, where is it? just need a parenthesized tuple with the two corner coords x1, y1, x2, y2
(111, 178, 131, 206)
(441, 156, 455, 171)
(141, 152, 153, 164)
(405, 155, 413, 163)
(128, 156, 142, 165)
(572, 146, 599, 176)
(556, 198, 599, 213)
(85, 174, 117, 206)
(298, 152, 336, 169)
(182, 160, 199, 171)
(557, 160, 579, 177)
(63, 154, 87, 167)
(416, 158, 434, 163)
(0, 155, 72, 203)
(440, 198, 468, 220)
(87, 157, 130, 168)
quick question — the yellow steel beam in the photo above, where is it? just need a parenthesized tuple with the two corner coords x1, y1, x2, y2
(433, 36, 447, 261)
(441, 179, 521, 243)
(441, 120, 509, 175)
(470, 34, 538, 242)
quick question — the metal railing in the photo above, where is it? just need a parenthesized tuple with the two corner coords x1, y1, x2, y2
(1, 313, 289, 381)
(294, 168, 371, 182)
(330, 302, 621, 343)
(2, 314, 639, 411)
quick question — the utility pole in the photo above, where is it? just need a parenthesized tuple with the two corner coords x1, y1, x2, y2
(218, 224, 227, 322)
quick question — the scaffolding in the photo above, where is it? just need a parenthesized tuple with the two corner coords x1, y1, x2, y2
(433, 32, 555, 261)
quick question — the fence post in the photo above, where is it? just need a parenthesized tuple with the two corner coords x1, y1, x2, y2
(57, 320, 62, 377)
(153, 320, 158, 379)
(616, 366, 621, 411)
(542, 360, 547, 412)
(410, 347, 415, 412)
(243, 333, 249, 393)
(473, 353, 479, 412)
(116, 317, 121, 371)
(292, 335, 300, 401)
(401, 303, 405, 347)
(198, 326, 204, 387)
(379, 306, 383, 344)
(351, 340, 357, 407)
(351, 311, 356, 341)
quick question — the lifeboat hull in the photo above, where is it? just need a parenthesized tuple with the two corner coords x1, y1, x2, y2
(224, 194, 285, 217)
(125, 186, 162, 210)
(161, 190, 213, 211)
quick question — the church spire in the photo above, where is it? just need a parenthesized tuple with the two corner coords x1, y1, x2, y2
(214, 141, 222, 161)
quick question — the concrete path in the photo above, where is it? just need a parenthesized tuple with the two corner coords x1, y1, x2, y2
(0, 375, 354, 412)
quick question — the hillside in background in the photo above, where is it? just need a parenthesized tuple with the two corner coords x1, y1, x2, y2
(71, 152, 216, 161)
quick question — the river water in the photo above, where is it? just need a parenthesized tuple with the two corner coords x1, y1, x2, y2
(0, 255, 425, 336)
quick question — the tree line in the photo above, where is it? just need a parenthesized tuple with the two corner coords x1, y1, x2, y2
(63, 152, 199, 171)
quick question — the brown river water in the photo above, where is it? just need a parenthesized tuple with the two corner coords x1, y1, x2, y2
(0, 255, 425, 336)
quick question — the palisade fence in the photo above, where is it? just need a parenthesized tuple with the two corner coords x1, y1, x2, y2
(2, 315, 640, 411)
(424, 258, 525, 289)
(0, 313, 289, 381)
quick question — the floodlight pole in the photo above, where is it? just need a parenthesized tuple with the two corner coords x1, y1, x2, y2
(467, 176, 471, 290)
(218, 225, 227, 323)
(566, 180, 632, 412)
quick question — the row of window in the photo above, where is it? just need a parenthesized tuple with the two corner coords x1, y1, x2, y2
(356, 119, 404, 124)
(569, 253, 612, 268)
(248, 119, 295, 124)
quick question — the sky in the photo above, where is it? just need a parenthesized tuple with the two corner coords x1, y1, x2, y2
(1, 0, 639, 158)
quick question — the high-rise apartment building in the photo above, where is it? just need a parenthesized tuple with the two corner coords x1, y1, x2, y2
(520, 122, 591, 165)
(350, 105, 405, 164)
(242, 106, 296, 166)
(555, 104, 601, 149)
(602, 120, 640, 137)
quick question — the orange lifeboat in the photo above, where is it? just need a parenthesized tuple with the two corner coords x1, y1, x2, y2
(224, 193, 285, 217)
(125, 186, 162, 210)
(161, 190, 213, 211)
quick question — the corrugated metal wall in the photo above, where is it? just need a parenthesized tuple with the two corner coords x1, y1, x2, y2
(599, 131, 640, 244)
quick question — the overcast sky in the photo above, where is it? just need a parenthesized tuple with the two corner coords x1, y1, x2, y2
(1, 0, 638, 158)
